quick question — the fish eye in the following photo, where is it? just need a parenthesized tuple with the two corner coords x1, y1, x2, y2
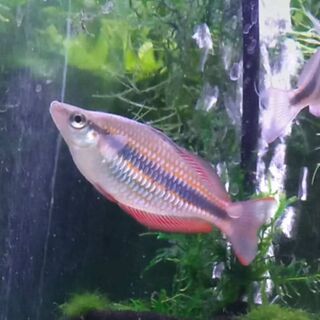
(69, 113, 87, 129)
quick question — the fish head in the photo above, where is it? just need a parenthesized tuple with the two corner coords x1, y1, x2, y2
(50, 100, 101, 149)
(50, 100, 129, 169)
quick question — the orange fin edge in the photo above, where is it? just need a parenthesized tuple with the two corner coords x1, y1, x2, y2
(118, 203, 213, 233)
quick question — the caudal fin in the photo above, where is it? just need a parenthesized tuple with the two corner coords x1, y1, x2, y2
(226, 197, 277, 266)
(261, 88, 304, 144)
(309, 103, 320, 117)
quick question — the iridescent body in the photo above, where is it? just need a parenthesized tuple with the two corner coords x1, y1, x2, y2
(50, 101, 276, 265)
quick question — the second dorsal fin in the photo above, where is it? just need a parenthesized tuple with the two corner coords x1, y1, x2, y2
(176, 147, 230, 202)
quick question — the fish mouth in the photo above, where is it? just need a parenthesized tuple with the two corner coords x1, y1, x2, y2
(49, 100, 70, 132)
(50, 100, 85, 130)
(49, 100, 65, 114)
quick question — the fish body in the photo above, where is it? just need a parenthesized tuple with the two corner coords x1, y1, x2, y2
(262, 48, 320, 144)
(50, 101, 276, 265)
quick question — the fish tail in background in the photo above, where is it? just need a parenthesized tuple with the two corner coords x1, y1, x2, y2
(309, 103, 320, 117)
(261, 88, 305, 144)
(226, 197, 277, 265)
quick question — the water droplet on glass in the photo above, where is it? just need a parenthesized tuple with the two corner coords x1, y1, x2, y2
(35, 84, 42, 93)
(195, 83, 219, 112)
(0, 105, 8, 113)
(224, 0, 231, 9)
(230, 15, 238, 30)
(229, 183, 239, 196)
(0, 118, 7, 131)
(247, 38, 257, 54)
(279, 206, 296, 238)
(16, 6, 24, 27)
(246, 61, 252, 70)
(192, 23, 213, 51)
(212, 262, 225, 279)
(192, 23, 213, 71)
(229, 62, 241, 81)
(251, 7, 258, 24)
(243, 23, 251, 34)
(252, 282, 263, 304)
(101, 1, 114, 15)
(298, 166, 308, 201)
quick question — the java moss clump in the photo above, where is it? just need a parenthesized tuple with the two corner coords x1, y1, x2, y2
(59, 292, 110, 318)
(240, 304, 315, 320)
(59, 292, 179, 320)
(65, 310, 181, 320)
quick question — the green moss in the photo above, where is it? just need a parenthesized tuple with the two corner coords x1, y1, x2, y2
(241, 304, 313, 320)
(59, 292, 110, 318)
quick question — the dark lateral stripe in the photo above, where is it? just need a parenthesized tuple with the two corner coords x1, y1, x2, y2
(290, 74, 317, 106)
(89, 121, 110, 135)
(118, 144, 228, 220)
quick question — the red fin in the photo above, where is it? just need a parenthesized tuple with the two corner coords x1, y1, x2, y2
(118, 204, 213, 233)
(94, 183, 117, 203)
(176, 147, 230, 202)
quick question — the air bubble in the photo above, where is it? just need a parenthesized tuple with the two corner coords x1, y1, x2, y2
(247, 38, 257, 54)
(243, 23, 252, 34)
(195, 83, 219, 112)
(229, 62, 241, 81)
(35, 84, 42, 93)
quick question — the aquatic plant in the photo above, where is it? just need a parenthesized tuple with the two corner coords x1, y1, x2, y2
(59, 292, 110, 318)
(290, 0, 320, 56)
(240, 304, 314, 320)
(59, 292, 183, 320)
(113, 193, 320, 319)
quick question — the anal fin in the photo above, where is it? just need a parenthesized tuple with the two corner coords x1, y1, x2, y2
(118, 204, 213, 233)
(94, 183, 117, 203)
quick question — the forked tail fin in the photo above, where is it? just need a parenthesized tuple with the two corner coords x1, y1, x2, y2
(226, 197, 277, 265)
(261, 88, 305, 144)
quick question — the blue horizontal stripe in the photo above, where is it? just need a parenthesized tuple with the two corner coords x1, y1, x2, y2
(117, 144, 227, 220)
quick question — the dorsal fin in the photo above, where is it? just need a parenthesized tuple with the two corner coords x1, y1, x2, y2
(149, 125, 230, 202)
(176, 147, 231, 202)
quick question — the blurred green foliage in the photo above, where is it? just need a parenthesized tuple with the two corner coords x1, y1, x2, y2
(240, 304, 315, 320)
(0, 0, 242, 150)
(59, 292, 110, 318)
(290, 0, 320, 56)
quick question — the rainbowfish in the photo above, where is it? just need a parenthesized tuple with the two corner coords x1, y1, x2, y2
(50, 101, 276, 265)
(262, 48, 320, 144)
